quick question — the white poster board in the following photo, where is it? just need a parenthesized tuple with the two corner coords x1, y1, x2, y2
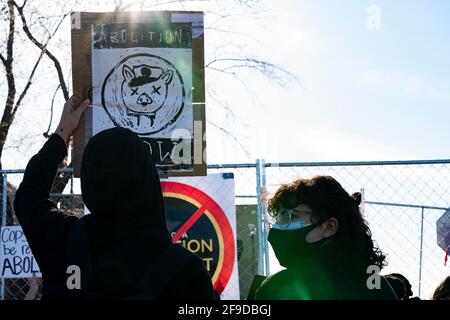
(69, 11, 206, 176)
(92, 48, 193, 139)
(0, 226, 41, 279)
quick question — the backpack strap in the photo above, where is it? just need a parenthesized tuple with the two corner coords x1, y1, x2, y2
(126, 243, 196, 300)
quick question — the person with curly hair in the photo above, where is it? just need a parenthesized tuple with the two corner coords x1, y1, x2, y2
(255, 175, 396, 300)
(432, 276, 450, 300)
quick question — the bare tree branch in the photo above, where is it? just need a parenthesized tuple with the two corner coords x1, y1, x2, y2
(205, 25, 261, 44)
(43, 84, 60, 138)
(0, 53, 6, 67)
(2, 132, 41, 151)
(0, 0, 17, 156)
(207, 86, 238, 121)
(11, 39, 48, 118)
(206, 57, 299, 87)
(6, 0, 15, 72)
(16, 0, 28, 10)
(14, 0, 70, 100)
(207, 120, 250, 157)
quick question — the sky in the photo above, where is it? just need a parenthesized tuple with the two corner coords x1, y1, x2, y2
(0, 0, 449, 299)
(2, 0, 449, 167)
(207, 0, 450, 164)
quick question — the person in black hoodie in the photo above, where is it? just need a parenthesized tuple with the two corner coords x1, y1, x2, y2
(14, 96, 214, 300)
(255, 176, 396, 300)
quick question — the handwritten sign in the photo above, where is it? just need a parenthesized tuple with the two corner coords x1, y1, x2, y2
(71, 11, 206, 177)
(0, 226, 41, 278)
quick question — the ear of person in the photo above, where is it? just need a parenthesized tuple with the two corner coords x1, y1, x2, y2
(322, 217, 339, 238)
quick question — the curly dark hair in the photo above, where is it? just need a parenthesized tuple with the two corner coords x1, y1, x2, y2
(268, 175, 387, 270)
(432, 276, 450, 300)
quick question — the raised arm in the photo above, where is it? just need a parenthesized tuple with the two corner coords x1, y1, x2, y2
(14, 96, 90, 281)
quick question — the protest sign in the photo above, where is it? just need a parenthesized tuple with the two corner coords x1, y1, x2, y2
(0, 226, 41, 279)
(71, 11, 206, 177)
(162, 173, 239, 299)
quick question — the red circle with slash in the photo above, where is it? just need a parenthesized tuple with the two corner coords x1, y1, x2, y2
(161, 181, 235, 294)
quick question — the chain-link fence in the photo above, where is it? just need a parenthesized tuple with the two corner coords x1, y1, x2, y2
(0, 169, 83, 301)
(262, 159, 450, 300)
(1, 159, 449, 300)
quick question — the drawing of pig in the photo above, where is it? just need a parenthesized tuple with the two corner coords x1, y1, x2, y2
(121, 64, 174, 126)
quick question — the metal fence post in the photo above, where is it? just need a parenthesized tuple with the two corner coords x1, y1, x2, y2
(261, 160, 270, 276)
(256, 159, 265, 276)
(360, 188, 365, 215)
(70, 172, 74, 194)
(1, 173, 8, 300)
(418, 206, 424, 297)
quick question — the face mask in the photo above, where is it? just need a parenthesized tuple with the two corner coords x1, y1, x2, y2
(268, 220, 326, 268)
(272, 220, 307, 231)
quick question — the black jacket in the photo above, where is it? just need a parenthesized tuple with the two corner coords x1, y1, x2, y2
(14, 129, 214, 300)
(255, 258, 397, 300)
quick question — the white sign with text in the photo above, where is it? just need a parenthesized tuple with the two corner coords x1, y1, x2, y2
(0, 226, 41, 278)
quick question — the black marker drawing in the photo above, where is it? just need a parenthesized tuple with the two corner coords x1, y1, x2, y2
(101, 53, 186, 135)
(122, 64, 174, 126)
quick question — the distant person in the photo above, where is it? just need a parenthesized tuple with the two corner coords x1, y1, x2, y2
(432, 276, 450, 300)
(24, 274, 42, 300)
(384, 273, 419, 300)
(390, 273, 414, 298)
(237, 239, 244, 261)
(14, 96, 214, 300)
(383, 274, 405, 300)
(255, 176, 396, 300)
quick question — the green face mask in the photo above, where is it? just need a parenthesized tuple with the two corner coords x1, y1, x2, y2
(268, 220, 326, 268)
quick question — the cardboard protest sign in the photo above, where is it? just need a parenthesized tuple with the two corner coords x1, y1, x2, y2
(0, 226, 41, 279)
(161, 173, 239, 300)
(71, 11, 206, 177)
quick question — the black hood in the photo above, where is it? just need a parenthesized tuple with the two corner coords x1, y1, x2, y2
(80, 127, 169, 235)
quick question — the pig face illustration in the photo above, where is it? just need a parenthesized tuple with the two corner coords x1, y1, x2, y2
(100, 53, 188, 136)
(121, 64, 174, 125)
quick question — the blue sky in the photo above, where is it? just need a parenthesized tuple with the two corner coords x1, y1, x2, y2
(2, 0, 449, 168)
(207, 0, 450, 164)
